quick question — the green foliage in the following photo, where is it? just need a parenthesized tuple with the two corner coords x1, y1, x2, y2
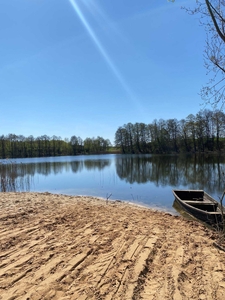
(1, 108, 225, 158)
(0, 135, 111, 159)
(115, 109, 225, 154)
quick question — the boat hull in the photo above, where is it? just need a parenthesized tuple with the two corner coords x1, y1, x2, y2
(173, 190, 224, 227)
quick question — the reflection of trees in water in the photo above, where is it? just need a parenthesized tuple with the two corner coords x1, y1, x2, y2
(0, 162, 31, 192)
(31, 159, 111, 174)
(71, 160, 111, 172)
(71, 161, 84, 173)
(0, 158, 111, 192)
(3, 155, 224, 194)
(32, 160, 111, 173)
(116, 155, 151, 184)
(115, 154, 225, 193)
(84, 160, 111, 170)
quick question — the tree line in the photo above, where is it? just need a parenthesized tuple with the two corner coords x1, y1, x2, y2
(115, 109, 225, 154)
(1, 109, 225, 158)
(0, 134, 112, 159)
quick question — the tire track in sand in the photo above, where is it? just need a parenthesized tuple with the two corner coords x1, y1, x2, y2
(0, 193, 225, 300)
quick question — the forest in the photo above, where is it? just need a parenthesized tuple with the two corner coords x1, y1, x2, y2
(1, 109, 225, 159)
(114, 109, 225, 154)
(0, 135, 112, 159)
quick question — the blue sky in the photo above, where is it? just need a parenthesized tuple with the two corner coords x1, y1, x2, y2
(0, 0, 208, 144)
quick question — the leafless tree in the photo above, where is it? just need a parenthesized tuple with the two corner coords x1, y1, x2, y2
(170, 1, 225, 108)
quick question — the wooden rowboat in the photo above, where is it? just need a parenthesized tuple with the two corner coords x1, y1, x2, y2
(172, 189, 225, 227)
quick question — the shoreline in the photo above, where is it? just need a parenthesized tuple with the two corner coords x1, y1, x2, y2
(72, 194, 178, 215)
(0, 192, 225, 299)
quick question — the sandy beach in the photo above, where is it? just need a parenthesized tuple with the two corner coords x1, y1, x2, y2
(0, 192, 225, 300)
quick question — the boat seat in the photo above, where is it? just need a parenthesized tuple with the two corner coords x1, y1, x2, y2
(192, 198, 203, 201)
(184, 201, 219, 212)
(184, 200, 216, 205)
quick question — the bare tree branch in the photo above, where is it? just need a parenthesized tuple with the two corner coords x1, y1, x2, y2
(205, 0, 225, 42)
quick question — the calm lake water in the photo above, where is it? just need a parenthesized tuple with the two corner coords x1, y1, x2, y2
(1, 153, 225, 214)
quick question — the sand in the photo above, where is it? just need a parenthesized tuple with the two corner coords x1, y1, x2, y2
(0, 192, 225, 300)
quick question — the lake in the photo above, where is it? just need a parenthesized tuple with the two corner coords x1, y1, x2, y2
(1, 153, 225, 214)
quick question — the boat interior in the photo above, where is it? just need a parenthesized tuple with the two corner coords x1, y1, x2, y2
(175, 190, 204, 201)
(174, 190, 219, 212)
